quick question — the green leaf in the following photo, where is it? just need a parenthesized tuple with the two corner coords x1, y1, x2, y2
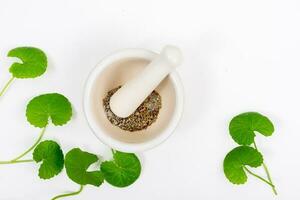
(223, 146, 263, 184)
(65, 148, 104, 187)
(33, 140, 64, 179)
(8, 47, 47, 78)
(26, 93, 72, 128)
(101, 151, 141, 187)
(229, 112, 274, 145)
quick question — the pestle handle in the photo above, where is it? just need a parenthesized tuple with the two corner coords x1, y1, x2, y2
(109, 45, 183, 118)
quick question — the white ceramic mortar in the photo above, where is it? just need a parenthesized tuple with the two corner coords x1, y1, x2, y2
(83, 48, 184, 152)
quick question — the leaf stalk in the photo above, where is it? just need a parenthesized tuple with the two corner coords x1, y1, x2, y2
(253, 140, 277, 195)
(0, 159, 34, 164)
(0, 77, 14, 98)
(0, 127, 46, 164)
(244, 166, 274, 187)
(51, 185, 84, 200)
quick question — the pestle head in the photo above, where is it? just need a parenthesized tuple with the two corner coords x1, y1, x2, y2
(109, 45, 183, 118)
(161, 45, 183, 67)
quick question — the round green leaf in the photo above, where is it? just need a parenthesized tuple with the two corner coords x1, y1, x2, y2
(8, 47, 47, 78)
(65, 148, 104, 187)
(223, 146, 263, 184)
(229, 112, 274, 145)
(26, 93, 72, 128)
(101, 151, 141, 187)
(33, 140, 64, 180)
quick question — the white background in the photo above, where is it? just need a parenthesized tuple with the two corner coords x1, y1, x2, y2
(0, 0, 299, 199)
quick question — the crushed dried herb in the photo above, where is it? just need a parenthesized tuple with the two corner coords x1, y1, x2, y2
(103, 86, 162, 132)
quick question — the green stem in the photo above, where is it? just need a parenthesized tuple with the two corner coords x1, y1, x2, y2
(0, 159, 34, 164)
(253, 140, 277, 195)
(51, 185, 84, 200)
(0, 77, 14, 97)
(11, 127, 46, 161)
(244, 166, 274, 187)
(0, 127, 46, 164)
(111, 149, 116, 155)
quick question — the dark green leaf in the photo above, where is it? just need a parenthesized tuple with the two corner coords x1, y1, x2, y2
(33, 140, 64, 179)
(26, 93, 72, 128)
(8, 47, 47, 78)
(65, 148, 103, 187)
(229, 112, 274, 145)
(223, 146, 263, 184)
(101, 151, 141, 187)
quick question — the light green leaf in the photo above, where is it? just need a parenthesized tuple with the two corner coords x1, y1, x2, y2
(65, 148, 104, 187)
(26, 93, 72, 128)
(33, 140, 64, 179)
(8, 47, 47, 78)
(223, 146, 263, 184)
(101, 150, 141, 187)
(229, 112, 274, 145)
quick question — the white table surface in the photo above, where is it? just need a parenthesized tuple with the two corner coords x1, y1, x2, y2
(0, 0, 299, 199)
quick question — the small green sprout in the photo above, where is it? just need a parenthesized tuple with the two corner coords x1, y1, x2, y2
(0, 47, 47, 97)
(224, 112, 277, 195)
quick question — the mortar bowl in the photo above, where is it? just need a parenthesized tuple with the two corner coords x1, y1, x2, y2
(83, 49, 184, 152)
